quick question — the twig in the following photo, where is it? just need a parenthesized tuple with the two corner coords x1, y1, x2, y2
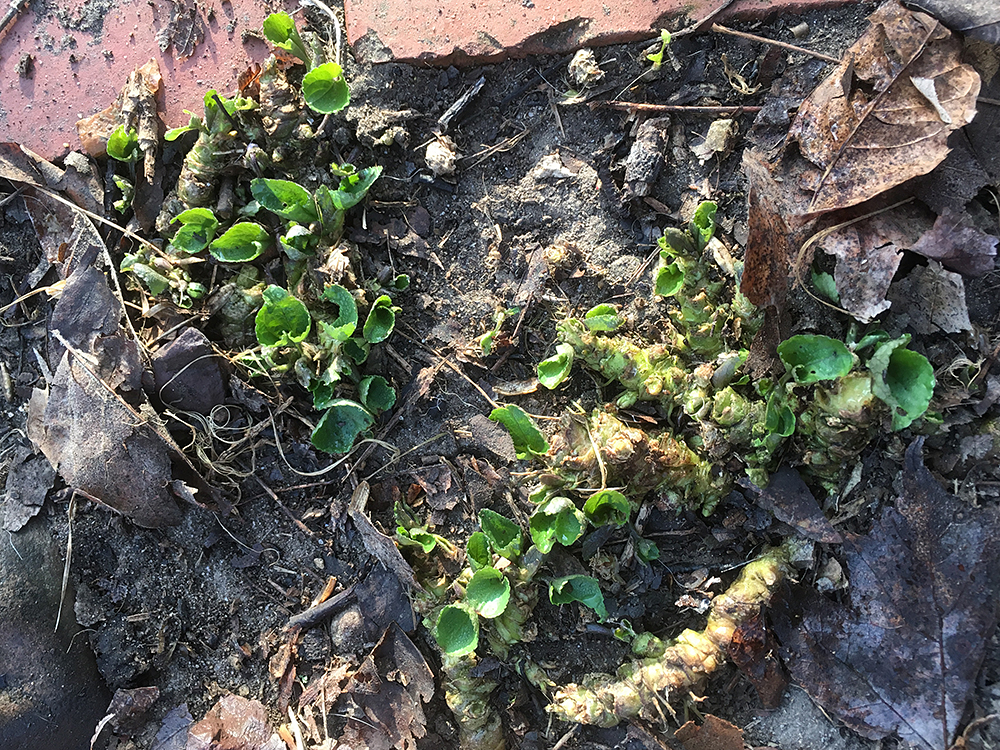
(673, 0, 737, 37)
(285, 584, 357, 630)
(55, 492, 78, 633)
(395, 328, 501, 411)
(711, 24, 841, 64)
(596, 102, 762, 115)
(551, 724, 579, 750)
(254, 475, 317, 538)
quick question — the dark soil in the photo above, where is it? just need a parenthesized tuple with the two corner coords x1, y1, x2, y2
(3, 2, 1000, 749)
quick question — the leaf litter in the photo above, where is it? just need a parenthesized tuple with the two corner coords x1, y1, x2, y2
(3, 1, 1000, 748)
(742, 0, 986, 323)
(773, 439, 1000, 748)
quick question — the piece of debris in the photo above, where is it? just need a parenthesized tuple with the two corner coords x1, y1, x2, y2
(425, 135, 459, 177)
(887, 260, 973, 334)
(186, 694, 284, 750)
(2, 443, 55, 532)
(531, 152, 576, 181)
(622, 116, 669, 198)
(567, 48, 604, 88)
(692, 118, 738, 163)
(151, 327, 228, 415)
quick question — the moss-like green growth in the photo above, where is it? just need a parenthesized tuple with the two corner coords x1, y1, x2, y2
(547, 541, 801, 726)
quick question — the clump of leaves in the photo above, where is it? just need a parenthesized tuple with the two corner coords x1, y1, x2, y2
(112, 10, 392, 458)
(248, 280, 398, 454)
(262, 12, 349, 113)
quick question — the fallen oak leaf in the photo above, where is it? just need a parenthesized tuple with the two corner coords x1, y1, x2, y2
(773, 438, 1000, 749)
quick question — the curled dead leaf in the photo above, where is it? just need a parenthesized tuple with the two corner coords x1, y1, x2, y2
(789, 0, 980, 215)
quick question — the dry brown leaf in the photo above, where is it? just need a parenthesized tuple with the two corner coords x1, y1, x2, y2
(348, 482, 421, 592)
(819, 224, 901, 322)
(155, 0, 206, 61)
(774, 439, 1000, 749)
(337, 624, 434, 750)
(25, 262, 221, 527)
(742, 0, 982, 320)
(887, 260, 972, 333)
(908, 207, 998, 275)
(28, 353, 183, 528)
(674, 714, 744, 750)
(789, 0, 980, 215)
(815, 205, 930, 322)
(186, 695, 284, 750)
(741, 147, 815, 309)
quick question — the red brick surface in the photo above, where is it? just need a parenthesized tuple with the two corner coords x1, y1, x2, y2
(345, 0, 854, 65)
(0, 0, 851, 160)
(0, 0, 297, 161)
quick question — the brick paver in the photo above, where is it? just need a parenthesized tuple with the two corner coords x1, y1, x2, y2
(345, 0, 853, 65)
(0, 0, 850, 160)
(0, 0, 298, 161)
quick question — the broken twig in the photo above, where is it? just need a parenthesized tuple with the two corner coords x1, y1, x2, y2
(285, 583, 357, 630)
(596, 102, 762, 115)
(711, 24, 841, 64)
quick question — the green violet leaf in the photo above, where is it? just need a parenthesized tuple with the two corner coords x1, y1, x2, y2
(362, 294, 395, 343)
(549, 575, 607, 620)
(529, 496, 586, 554)
(302, 62, 350, 113)
(467, 532, 492, 570)
(358, 375, 396, 414)
(583, 304, 621, 332)
(777, 334, 853, 384)
(255, 285, 311, 347)
(465, 567, 511, 619)
(210, 222, 270, 263)
(654, 261, 684, 297)
(479, 509, 522, 560)
(434, 604, 479, 656)
(537, 343, 574, 389)
(250, 178, 318, 224)
(311, 399, 374, 454)
(488, 404, 548, 459)
(868, 337, 934, 431)
(583, 489, 631, 527)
